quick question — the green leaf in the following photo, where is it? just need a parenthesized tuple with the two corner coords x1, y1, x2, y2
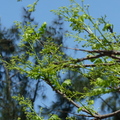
(62, 79, 71, 87)
(77, 107, 82, 113)
(49, 114, 61, 120)
(27, 0, 39, 12)
(103, 23, 112, 31)
(38, 22, 47, 34)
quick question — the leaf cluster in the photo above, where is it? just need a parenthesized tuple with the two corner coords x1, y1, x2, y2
(7, 0, 120, 119)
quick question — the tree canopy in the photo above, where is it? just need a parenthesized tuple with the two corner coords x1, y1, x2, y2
(2, 0, 120, 120)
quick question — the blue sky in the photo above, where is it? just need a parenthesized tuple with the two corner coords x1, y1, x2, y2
(0, 0, 70, 28)
(0, 0, 120, 116)
(1, 0, 120, 32)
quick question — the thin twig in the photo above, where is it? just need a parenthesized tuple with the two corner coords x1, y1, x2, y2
(66, 63, 118, 68)
(56, 109, 92, 117)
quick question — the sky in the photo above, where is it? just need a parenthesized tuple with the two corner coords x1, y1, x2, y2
(0, 0, 120, 116)
(1, 0, 120, 31)
(0, 0, 70, 28)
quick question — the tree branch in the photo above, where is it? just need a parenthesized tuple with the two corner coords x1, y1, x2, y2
(66, 63, 118, 68)
(63, 47, 120, 56)
(56, 109, 93, 118)
(54, 54, 105, 65)
(92, 109, 120, 120)
(31, 79, 40, 105)
(44, 77, 99, 117)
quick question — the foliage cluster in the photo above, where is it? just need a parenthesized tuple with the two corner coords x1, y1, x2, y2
(3, 0, 120, 120)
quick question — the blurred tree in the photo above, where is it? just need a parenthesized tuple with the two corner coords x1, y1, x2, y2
(0, 8, 41, 120)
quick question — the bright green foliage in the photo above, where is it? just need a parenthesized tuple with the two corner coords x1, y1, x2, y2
(5, 0, 120, 119)
(49, 114, 62, 120)
(13, 95, 63, 120)
(27, 0, 39, 12)
(12, 96, 44, 120)
(62, 79, 71, 87)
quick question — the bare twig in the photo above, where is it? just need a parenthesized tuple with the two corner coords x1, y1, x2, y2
(9, 71, 19, 79)
(56, 109, 92, 117)
(66, 63, 118, 68)
(32, 79, 41, 105)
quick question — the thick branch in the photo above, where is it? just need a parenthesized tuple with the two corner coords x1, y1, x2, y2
(63, 47, 120, 55)
(54, 49, 120, 68)
(43, 72, 120, 120)
(93, 109, 120, 120)
(44, 77, 99, 117)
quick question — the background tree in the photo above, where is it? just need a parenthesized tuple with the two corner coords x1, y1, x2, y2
(0, 22, 23, 120)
